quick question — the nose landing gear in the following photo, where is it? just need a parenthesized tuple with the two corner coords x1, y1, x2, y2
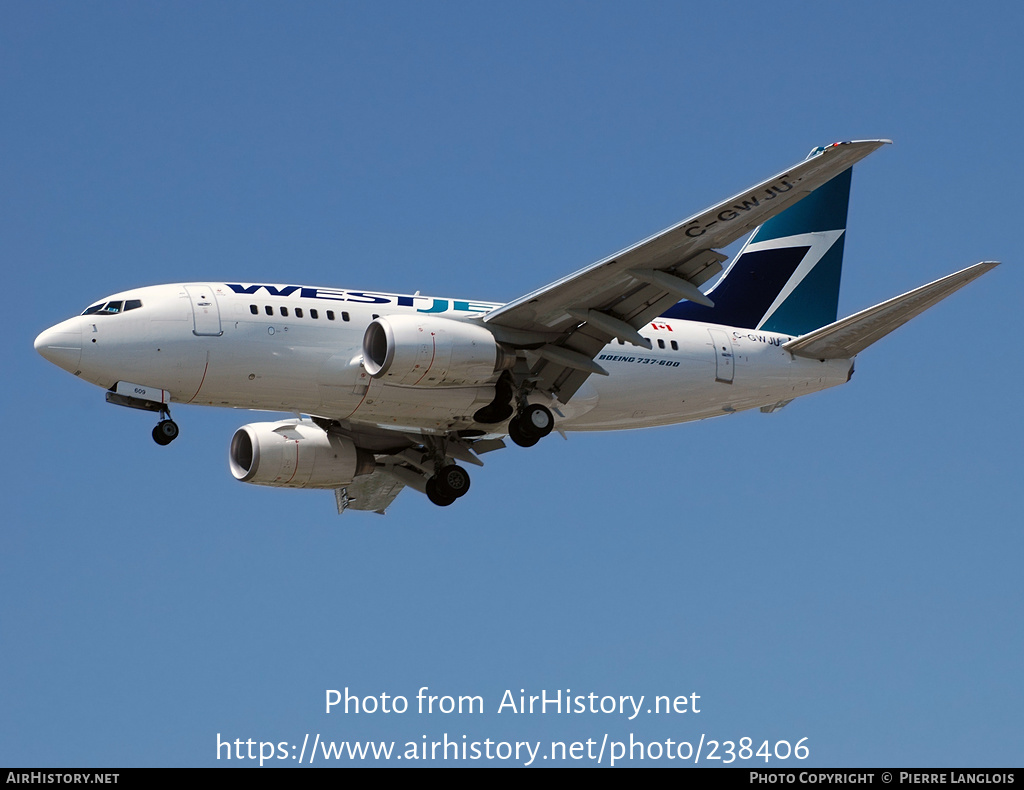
(152, 418, 179, 446)
(151, 404, 179, 447)
(104, 382, 180, 447)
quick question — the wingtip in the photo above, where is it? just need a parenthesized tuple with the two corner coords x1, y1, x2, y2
(808, 138, 892, 159)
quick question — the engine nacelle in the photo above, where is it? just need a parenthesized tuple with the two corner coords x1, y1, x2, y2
(229, 420, 375, 489)
(362, 314, 514, 387)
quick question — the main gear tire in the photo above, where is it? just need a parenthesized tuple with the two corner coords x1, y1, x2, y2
(425, 477, 457, 507)
(435, 464, 471, 499)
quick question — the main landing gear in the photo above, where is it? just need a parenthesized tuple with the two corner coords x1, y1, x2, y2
(508, 403, 554, 447)
(412, 400, 556, 509)
(425, 464, 471, 507)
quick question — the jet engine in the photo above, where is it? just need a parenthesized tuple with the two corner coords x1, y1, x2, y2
(229, 420, 375, 489)
(362, 314, 515, 387)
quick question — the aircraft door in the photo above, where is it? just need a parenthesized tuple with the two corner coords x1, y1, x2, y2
(708, 328, 734, 383)
(184, 285, 223, 336)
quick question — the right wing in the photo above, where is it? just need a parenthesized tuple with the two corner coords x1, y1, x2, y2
(483, 140, 891, 402)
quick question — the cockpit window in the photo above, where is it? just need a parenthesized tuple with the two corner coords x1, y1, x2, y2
(80, 299, 142, 316)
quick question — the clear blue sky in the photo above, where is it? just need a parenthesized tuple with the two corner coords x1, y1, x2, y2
(4, 1, 1021, 767)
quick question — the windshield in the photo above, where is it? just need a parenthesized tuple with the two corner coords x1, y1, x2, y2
(81, 299, 142, 316)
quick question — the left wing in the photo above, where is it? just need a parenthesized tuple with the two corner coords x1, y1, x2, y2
(483, 140, 890, 402)
(322, 420, 507, 515)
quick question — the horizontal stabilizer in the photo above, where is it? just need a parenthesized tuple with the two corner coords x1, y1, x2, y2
(783, 261, 999, 360)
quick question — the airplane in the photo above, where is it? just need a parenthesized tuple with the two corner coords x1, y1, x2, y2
(34, 139, 998, 515)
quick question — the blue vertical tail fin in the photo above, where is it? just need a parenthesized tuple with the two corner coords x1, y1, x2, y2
(663, 157, 853, 336)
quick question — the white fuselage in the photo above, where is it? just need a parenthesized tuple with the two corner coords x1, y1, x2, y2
(36, 282, 853, 434)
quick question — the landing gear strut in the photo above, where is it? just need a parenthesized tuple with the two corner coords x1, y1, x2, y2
(508, 403, 554, 447)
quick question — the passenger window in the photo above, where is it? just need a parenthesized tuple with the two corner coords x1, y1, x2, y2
(310, 309, 319, 319)
(327, 311, 335, 321)
(342, 312, 351, 322)
(657, 339, 665, 349)
(671, 340, 678, 351)
(249, 304, 258, 315)
(281, 306, 289, 317)
(295, 308, 303, 318)
(265, 306, 273, 316)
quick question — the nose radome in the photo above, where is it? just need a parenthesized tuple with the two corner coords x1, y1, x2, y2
(34, 318, 83, 373)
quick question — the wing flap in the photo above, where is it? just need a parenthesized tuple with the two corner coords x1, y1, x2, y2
(335, 471, 405, 515)
(784, 261, 999, 360)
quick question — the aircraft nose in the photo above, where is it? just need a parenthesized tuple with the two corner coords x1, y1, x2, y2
(34, 318, 82, 373)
